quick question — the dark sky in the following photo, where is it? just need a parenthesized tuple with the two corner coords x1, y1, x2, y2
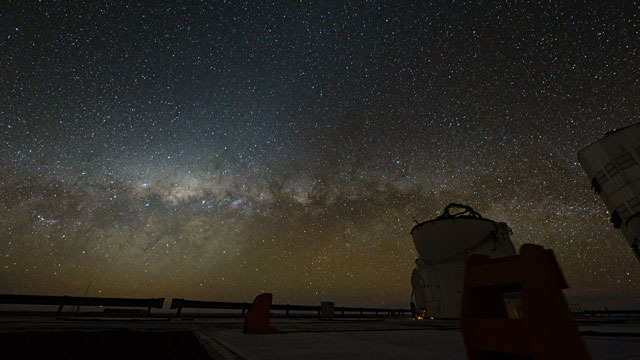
(1, 1, 639, 308)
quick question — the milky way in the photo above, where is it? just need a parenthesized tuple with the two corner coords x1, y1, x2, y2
(1, 2, 639, 308)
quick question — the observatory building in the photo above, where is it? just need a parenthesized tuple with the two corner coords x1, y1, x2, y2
(578, 123, 640, 263)
(410, 204, 516, 318)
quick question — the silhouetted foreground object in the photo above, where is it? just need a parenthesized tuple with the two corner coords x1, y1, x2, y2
(461, 244, 590, 359)
(578, 122, 640, 264)
(243, 293, 279, 334)
(411, 203, 517, 318)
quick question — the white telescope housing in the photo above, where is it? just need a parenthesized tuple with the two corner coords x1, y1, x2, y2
(410, 204, 516, 318)
(578, 123, 640, 263)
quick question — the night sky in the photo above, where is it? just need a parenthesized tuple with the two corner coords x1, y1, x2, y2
(1, 2, 639, 309)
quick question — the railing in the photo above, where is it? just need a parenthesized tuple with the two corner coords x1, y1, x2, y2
(272, 303, 321, 317)
(2, 294, 638, 319)
(583, 309, 640, 317)
(0, 294, 412, 318)
(568, 304, 640, 318)
(0, 294, 165, 313)
(568, 303, 583, 314)
(170, 299, 252, 317)
(335, 306, 410, 317)
(170, 298, 411, 317)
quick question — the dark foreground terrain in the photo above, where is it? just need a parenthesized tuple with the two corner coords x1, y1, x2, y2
(1, 315, 640, 359)
(1, 330, 211, 360)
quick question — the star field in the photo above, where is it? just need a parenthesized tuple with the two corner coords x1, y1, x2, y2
(1, 1, 639, 308)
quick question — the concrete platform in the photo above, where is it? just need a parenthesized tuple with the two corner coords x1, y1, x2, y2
(1, 315, 639, 359)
